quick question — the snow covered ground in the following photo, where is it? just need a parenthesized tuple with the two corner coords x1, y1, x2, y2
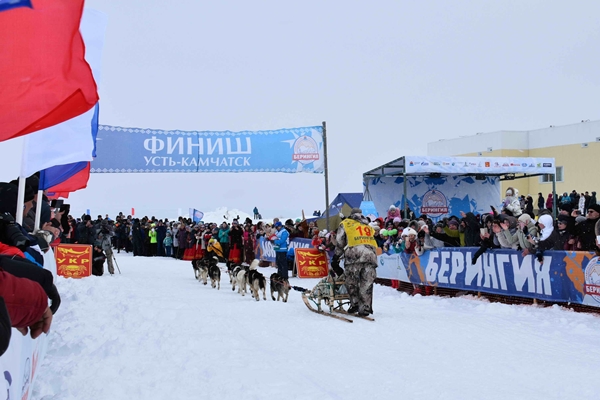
(33, 253, 600, 400)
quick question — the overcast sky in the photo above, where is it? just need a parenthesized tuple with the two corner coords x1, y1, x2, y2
(1, 0, 599, 219)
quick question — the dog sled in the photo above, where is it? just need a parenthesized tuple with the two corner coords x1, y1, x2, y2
(300, 274, 374, 323)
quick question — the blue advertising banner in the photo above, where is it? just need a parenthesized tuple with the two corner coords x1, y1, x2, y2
(91, 125, 324, 174)
(376, 248, 600, 308)
(365, 175, 501, 223)
(256, 237, 313, 262)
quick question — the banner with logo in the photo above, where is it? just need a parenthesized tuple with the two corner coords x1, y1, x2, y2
(295, 248, 329, 278)
(366, 175, 501, 223)
(404, 156, 556, 175)
(257, 237, 313, 262)
(91, 125, 324, 174)
(55, 244, 92, 278)
(375, 248, 600, 307)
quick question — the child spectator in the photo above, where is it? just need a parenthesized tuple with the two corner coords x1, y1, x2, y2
(163, 232, 173, 257)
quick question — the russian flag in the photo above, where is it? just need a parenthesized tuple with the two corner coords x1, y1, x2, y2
(20, 9, 107, 178)
(45, 163, 91, 196)
(0, 0, 99, 141)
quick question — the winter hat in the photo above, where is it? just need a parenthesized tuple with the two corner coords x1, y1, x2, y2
(274, 221, 283, 228)
(0, 182, 35, 217)
(588, 204, 600, 214)
(447, 220, 459, 228)
(393, 217, 401, 224)
(295, 218, 302, 223)
(556, 215, 569, 224)
(389, 205, 397, 211)
(83, 215, 92, 221)
(401, 227, 417, 237)
(350, 208, 362, 215)
(518, 214, 532, 224)
(575, 216, 586, 224)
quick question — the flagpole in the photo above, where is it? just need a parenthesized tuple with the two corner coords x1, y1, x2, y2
(322, 121, 330, 232)
(34, 189, 43, 233)
(15, 177, 25, 224)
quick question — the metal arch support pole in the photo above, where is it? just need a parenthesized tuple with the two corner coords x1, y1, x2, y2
(323, 121, 330, 232)
(403, 173, 408, 218)
(552, 173, 557, 219)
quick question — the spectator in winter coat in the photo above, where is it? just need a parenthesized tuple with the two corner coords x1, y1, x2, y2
(156, 221, 167, 256)
(430, 220, 461, 247)
(176, 224, 189, 259)
(496, 215, 520, 250)
(578, 193, 586, 215)
(228, 220, 244, 260)
(270, 221, 290, 279)
(472, 215, 501, 265)
(218, 223, 230, 259)
(148, 225, 158, 256)
(163, 232, 173, 257)
(502, 187, 522, 217)
(385, 205, 401, 226)
(243, 225, 255, 262)
(206, 238, 224, 260)
(537, 193, 545, 213)
(460, 211, 481, 247)
(555, 215, 576, 251)
(505, 214, 538, 253)
(525, 196, 534, 218)
(574, 204, 600, 252)
(546, 193, 554, 211)
(527, 214, 561, 265)
(76, 215, 96, 245)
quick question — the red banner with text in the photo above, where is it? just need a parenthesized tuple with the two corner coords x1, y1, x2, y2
(295, 248, 329, 278)
(55, 244, 92, 278)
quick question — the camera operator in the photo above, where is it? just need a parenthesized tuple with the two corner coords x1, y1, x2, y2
(76, 215, 96, 244)
(96, 221, 115, 275)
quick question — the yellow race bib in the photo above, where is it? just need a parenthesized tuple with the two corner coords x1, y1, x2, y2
(341, 219, 377, 248)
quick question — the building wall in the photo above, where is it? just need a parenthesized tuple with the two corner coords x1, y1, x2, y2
(427, 120, 600, 202)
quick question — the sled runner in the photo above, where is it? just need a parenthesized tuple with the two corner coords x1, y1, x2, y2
(301, 275, 374, 323)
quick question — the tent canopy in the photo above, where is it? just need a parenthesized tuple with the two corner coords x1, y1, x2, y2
(363, 156, 558, 219)
(363, 156, 556, 178)
(316, 192, 362, 231)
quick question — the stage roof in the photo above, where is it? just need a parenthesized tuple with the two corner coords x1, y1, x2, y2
(363, 156, 556, 179)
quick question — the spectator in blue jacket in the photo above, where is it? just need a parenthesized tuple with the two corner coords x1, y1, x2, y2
(271, 221, 289, 279)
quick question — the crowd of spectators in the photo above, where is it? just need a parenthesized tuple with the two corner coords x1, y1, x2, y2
(366, 189, 600, 264)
